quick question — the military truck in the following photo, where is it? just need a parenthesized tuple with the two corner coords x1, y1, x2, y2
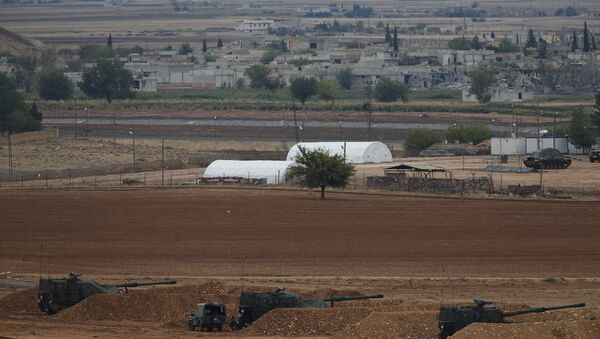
(230, 287, 383, 329)
(437, 299, 585, 339)
(187, 302, 227, 331)
(38, 272, 177, 314)
(590, 149, 600, 162)
(524, 148, 572, 169)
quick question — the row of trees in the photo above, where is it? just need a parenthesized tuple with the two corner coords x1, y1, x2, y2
(244, 65, 409, 104)
(0, 73, 43, 134)
(405, 94, 600, 154)
(571, 22, 597, 53)
(404, 124, 494, 154)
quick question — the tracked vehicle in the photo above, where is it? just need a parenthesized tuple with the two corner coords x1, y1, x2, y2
(38, 272, 177, 314)
(230, 287, 383, 329)
(437, 299, 585, 339)
(524, 148, 571, 169)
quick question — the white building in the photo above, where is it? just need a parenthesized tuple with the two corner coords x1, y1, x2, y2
(287, 142, 393, 164)
(235, 19, 274, 32)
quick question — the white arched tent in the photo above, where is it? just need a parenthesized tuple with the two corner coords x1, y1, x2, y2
(286, 142, 393, 164)
(203, 160, 294, 184)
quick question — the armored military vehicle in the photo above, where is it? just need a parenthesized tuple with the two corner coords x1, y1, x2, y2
(524, 148, 572, 169)
(230, 287, 383, 329)
(590, 149, 600, 162)
(437, 299, 585, 339)
(187, 302, 227, 331)
(38, 272, 177, 314)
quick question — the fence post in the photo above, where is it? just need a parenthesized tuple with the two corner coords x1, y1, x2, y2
(119, 173, 122, 186)
(144, 173, 146, 185)
(170, 173, 173, 185)
(45, 175, 48, 188)
(21, 175, 24, 188)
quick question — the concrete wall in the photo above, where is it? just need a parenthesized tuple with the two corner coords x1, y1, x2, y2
(367, 176, 492, 194)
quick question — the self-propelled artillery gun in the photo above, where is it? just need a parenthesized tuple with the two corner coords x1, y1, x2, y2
(230, 287, 383, 329)
(437, 299, 585, 339)
(38, 272, 177, 314)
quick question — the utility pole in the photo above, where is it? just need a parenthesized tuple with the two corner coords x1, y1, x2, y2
(536, 103, 541, 151)
(213, 116, 217, 138)
(74, 109, 78, 139)
(161, 139, 165, 186)
(7, 132, 13, 175)
(363, 79, 374, 140)
(129, 130, 135, 171)
(292, 100, 299, 143)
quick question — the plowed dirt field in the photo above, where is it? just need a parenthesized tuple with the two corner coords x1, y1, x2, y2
(1, 187, 599, 338)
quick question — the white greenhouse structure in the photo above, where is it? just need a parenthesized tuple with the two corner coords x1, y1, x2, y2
(286, 142, 393, 164)
(203, 160, 294, 185)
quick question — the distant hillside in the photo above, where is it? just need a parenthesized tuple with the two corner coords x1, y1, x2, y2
(0, 26, 43, 55)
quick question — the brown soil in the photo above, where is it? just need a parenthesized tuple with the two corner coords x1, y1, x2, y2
(453, 320, 600, 339)
(334, 311, 438, 339)
(0, 188, 599, 338)
(243, 308, 370, 336)
(0, 289, 39, 316)
(1, 188, 599, 277)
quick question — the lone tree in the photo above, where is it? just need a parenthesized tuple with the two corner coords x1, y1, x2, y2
(79, 58, 134, 103)
(404, 128, 442, 155)
(178, 43, 193, 55)
(591, 93, 600, 133)
(289, 76, 318, 105)
(288, 147, 355, 200)
(202, 39, 208, 53)
(393, 26, 398, 52)
(445, 124, 493, 144)
(39, 69, 73, 100)
(244, 64, 272, 89)
(526, 28, 538, 48)
(374, 78, 409, 102)
(583, 21, 591, 52)
(0, 73, 41, 134)
(336, 68, 354, 90)
(568, 109, 595, 151)
(572, 31, 578, 52)
(468, 64, 496, 103)
(537, 38, 548, 59)
(107, 33, 112, 49)
(317, 78, 339, 104)
(385, 23, 391, 45)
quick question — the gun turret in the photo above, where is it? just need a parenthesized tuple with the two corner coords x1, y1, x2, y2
(322, 294, 384, 306)
(437, 300, 586, 339)
(38, 273, 177, 314)
(503, 303, 585, 317)
(230, 288, 384, 330)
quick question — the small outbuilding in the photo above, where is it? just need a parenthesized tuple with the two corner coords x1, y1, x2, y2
(286, 142, 393, 164)
(203, 160, 294, 185)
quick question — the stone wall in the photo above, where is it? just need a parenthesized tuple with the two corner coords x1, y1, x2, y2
(367, 176, 492, 194)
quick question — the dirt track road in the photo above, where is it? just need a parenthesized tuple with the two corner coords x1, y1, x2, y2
(1, 187, 599, 278)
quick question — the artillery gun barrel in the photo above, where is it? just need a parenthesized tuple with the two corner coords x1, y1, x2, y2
(323, 294, 384, 302)
(503, 303, 585, 317)
(114, 279, 177, 288)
